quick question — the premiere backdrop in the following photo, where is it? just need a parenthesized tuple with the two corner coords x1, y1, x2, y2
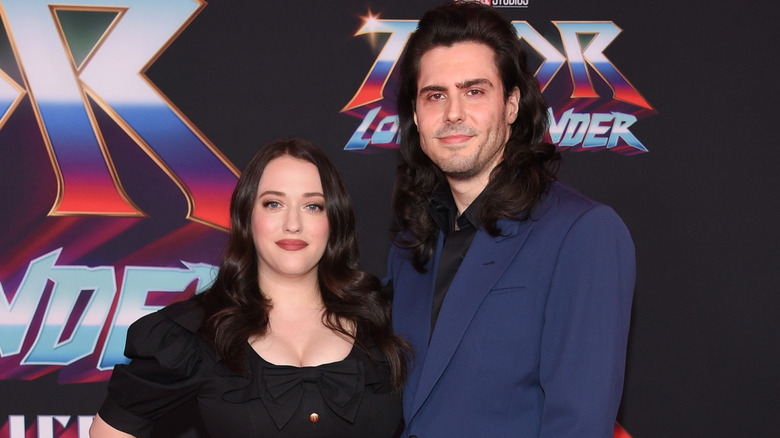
(0, 0, 777, 437)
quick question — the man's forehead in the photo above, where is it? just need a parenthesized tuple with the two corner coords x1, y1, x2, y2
(417, 42, 500, 87)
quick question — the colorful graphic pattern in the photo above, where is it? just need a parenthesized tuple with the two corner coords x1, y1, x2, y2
(342, 14, 655, 154)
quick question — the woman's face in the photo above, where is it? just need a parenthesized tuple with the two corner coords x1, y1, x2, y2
(251, 155, 329, 284)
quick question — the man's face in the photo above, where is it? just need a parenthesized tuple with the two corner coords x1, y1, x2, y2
(414, 42, 519, 184)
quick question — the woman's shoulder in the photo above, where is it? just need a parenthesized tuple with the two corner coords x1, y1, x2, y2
(352, 333, 395, 391)
(125, 298, 206, 360)
(159, 298, 205, 332)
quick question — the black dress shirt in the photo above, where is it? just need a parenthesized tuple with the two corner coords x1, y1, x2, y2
(428, 186, 481, 338)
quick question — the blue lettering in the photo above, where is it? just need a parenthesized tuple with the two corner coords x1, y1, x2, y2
(343, 106, 400, 150)
(22, 260, 115, 365)
(547, 108, 647, 152)
(0, 250, 218, 370)
(344, 107, 381, 150)
(0, 250, 64, 357)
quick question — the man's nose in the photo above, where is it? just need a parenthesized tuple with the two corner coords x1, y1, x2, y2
(445, 96, 465, 123)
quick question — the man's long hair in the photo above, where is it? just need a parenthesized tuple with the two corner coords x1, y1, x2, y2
(392, 2, 560, 271)
(197, 137, 409, 392)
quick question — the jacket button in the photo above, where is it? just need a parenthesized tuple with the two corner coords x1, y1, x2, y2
(309, 412, 319, 422)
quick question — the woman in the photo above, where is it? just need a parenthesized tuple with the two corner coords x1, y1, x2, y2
(90, 138, 409, 437)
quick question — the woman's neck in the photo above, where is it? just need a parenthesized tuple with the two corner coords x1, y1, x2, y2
(258, 269, 322, 309)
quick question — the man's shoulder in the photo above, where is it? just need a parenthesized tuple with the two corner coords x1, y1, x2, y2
(528, 180, 622, 227)
(546, 180, 601, 209)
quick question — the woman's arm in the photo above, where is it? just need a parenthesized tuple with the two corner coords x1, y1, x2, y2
(89, 413, 135, 438)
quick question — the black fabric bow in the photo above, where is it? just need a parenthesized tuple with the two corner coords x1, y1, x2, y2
(259, 358, 366, 430)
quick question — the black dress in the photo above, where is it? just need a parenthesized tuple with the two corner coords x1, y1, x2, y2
(98, 300, 403, 437)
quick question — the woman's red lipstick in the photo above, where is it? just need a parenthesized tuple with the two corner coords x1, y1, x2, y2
(276, 239, 308, 251)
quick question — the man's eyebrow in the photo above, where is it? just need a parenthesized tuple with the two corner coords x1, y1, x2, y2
(418, 78, 494, 96)
(456, 78, 493, 89)
(418, 84, 447, 95)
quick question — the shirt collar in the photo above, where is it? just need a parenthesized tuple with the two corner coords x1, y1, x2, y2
(428, 184, 482, 233)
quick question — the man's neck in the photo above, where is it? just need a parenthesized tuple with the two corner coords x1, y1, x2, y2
(446, 176, 489, 215)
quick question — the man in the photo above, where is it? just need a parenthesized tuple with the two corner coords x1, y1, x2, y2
(386, 2, 635, 437)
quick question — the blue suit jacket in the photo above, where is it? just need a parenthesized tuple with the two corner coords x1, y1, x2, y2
(388, 182, 635, 438)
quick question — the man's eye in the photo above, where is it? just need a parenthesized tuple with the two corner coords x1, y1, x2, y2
(466, 89, 483, 96)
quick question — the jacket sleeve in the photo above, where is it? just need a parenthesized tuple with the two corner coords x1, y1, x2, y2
(538, 204, 635, 437)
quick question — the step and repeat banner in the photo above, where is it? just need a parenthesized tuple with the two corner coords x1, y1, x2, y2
(0, 0, 776, 436)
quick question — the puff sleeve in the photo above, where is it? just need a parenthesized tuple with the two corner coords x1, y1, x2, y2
(97, 300, 205, 437)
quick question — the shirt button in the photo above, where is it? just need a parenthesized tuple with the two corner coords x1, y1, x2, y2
(309, 412, 320, 423)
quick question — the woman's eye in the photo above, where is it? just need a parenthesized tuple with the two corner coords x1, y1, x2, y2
(263, 201, 281, 209)
(305, 204, 324, 212)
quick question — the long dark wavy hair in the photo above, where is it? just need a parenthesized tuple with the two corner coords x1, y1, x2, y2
(196, 137, 409, 392)
(393, 2, 560, 271)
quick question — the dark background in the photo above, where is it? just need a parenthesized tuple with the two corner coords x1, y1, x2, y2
(1, 1, 778, 437)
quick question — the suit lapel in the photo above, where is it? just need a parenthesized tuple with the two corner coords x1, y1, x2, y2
(408, 218, 533, 419)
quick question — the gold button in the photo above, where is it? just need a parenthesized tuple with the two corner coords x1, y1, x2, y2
(309, 412, 319, 423)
